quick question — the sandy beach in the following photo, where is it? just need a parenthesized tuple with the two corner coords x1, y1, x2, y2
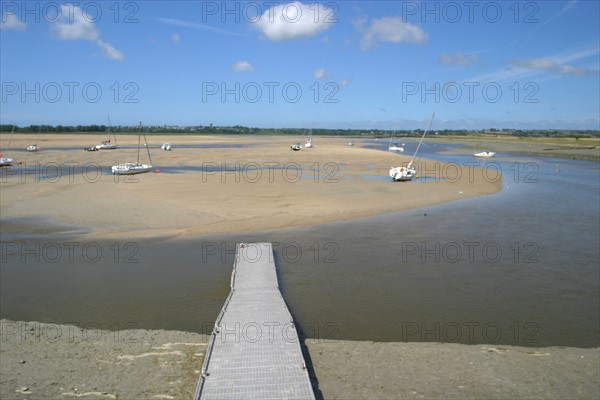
(1, 320, 598, 400)
(1, 134, 501, 239)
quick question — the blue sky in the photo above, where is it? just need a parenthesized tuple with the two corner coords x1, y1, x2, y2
(1, 1, 599, 129)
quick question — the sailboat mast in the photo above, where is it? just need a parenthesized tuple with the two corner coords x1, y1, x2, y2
(136, 122, 142, 164)
(143, 131, 153, 166)
(6, 125, 15, 151)
(409, 112, 435, 166)
(107, 115, 118, 146)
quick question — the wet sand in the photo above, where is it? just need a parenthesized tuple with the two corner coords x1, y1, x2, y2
(1, 320, 597, 400)
(1, 134, 501, 239)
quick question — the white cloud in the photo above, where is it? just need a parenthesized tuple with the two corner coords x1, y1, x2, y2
(255, 2, 333, 41)
(507, 58, 598, 77)
(232, 61, 255, 72)
(440, 53, 479, 66)
(171, 33, 180, 43)
(357, 16, 427, 50)
(51, 5, 124, 61)
(1, 13, 26, 31)
(339, 79, 350, 88)
(52, 5, 98, 40)
(96, 39, 124, 61)
(314, 68, 328, 80)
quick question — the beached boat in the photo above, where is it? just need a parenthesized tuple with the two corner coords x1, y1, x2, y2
(474, 150, 495, 158)
(290, 143, 302, 151)
(112, 122, 153, 175)
(111, 162, 152, 175)
(388, 131, 404, 152)
(304, 130, 313, 148)
(1, 125, 15, 166)
(87, 116, 118, 150)
(390, 112, 435, 182)
(27, 127, 41, 152)
(389, 143, 404, 152)
(95, 140, 117, 150)
(161, 143, 172, 151)
(348, 141, 355, 146)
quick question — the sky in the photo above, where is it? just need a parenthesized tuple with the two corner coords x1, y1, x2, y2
(1, 0, 599, 130)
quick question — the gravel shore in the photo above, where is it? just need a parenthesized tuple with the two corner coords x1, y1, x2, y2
(2, 320, 598, 399)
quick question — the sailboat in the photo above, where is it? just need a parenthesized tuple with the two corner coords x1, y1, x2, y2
(389, 112, 435, 182)
(86, 116, 118, 151)
(304, 129, 313, 148)
(388, 130, 404, 152)
(474, 150, 495, 158)
(473, 140, 495, 158)
(111, 122, 153, 175)
(26, 126, 41, 152)
(290, 143, 302, 151)
(1, 125, 15, 166)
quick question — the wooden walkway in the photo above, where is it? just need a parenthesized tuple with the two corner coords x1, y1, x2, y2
(194, 242, 315, 400)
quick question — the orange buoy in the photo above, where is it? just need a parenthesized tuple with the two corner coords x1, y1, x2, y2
(155, 169, 161, 173)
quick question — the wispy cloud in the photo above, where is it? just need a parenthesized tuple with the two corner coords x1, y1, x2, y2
(171, 33, 180, 43)
(355, 16, 427, 50)
(1, 13, 26, 31)
(467, 47, 599, 83)
(440, 53, 479, 66)
(51, 5, 124, 61)
(506, 58, 598, 76)
(96, 39, 124, 61)
(314, 68, 328, 80)
(254, 2, 333, 41)
(339, 79, 351, 88)
(157, 17, 244, 37)
(512, 0, 579, 46)
(231, 61, 255, 72)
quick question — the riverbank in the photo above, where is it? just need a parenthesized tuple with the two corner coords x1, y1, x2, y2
(1, 320, 597, 399)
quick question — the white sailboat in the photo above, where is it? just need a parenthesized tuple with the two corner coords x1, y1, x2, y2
(86, 116, 118, 151)
(27, 126, 41, 152)
(304, 129, 313, 148)
(473, 140, 495, 158)
(388, 129, 404, 152)
(1, 125, 15, 166)
(474, 150, 495, 158)
(161, 143, 172, 151)
(290, 143, 302, 151)
(389, 112, 435, 182)
(111, 122, 153, 175)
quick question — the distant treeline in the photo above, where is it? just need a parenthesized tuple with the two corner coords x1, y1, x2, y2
(0, 124, 598, 138)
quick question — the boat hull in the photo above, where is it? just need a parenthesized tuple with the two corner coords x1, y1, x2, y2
(474, 151, 495, 158)
(96, 144, 117, 150)
(111, 163, 152, 175)
(0, 157, 14, 166)
(389, 166, 416, 181)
